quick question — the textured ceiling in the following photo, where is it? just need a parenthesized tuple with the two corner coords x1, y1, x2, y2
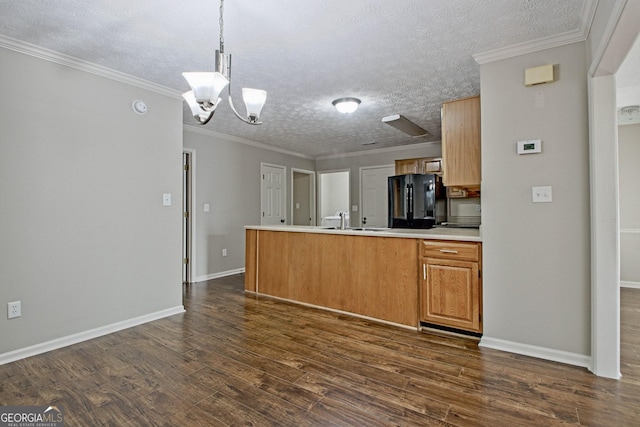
(0, 0, 590, 157)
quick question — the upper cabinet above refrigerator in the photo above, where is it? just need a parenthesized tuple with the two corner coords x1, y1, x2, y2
(394, 157, 443, 175)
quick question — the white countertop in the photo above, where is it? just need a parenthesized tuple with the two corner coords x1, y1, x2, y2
(245, 225, 481, 242)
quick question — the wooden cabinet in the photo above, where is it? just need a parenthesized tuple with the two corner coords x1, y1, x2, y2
(441, 96, 481, 188)
(419, 240, 482, 333)
(395, 157, 442, 175)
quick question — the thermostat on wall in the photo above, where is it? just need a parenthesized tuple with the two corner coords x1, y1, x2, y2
(517, 139, 542, 155)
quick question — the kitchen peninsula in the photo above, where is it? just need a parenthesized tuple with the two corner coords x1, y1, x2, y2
(245, 225, 482, 335)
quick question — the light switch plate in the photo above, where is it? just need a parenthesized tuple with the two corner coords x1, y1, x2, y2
(162, 193, 172, 206)
(532, 186, 552, 203)
(204, 203, 210, 212)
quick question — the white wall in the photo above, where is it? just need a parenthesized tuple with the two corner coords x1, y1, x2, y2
(480, 42, 591, 358)
(619, 123, 640, 286)
(0, 47, 184, 357)
(183, 128, 314, 281)
(319, 171, 350, 220)
(293, 172, 312, 226)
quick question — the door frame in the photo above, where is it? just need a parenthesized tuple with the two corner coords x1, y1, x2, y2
(359, 164, 395, 228)
(182, 148, 197, 285)
(588, 0, 640, 378)
(291, 168, 316, 226)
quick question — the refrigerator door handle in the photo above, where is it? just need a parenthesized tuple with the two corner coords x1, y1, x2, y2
(407, 184, 413, 219)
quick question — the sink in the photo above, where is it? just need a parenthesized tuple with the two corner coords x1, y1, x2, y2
(347, 227, 390, 232)
(318, 226, 390, 232)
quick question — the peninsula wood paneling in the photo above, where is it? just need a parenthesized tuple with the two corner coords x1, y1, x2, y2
(251, 230, 419, 327)
(255, 230, 290, 296)
(244, 228, 258, 292)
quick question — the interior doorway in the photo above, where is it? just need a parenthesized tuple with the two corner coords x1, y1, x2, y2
(182, 149, 196, 285)
(589, 1, 640, 378)
(318, 170, 350, 227)
(291, 169, 316, 226)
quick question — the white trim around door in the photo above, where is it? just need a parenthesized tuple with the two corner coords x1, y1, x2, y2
(183, 148, 197, 285)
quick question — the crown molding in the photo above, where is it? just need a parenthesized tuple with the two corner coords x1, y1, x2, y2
(185, 124, 439, 161)
(473, 0, 598, 65)
(0, 34, 182, 99)
(184, 125, 314, 160)
(315, 141, 441, 161)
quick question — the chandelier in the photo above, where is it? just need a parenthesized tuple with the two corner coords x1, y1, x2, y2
(182, 0, 267, 125)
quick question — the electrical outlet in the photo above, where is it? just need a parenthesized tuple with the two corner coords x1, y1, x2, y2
(532, 186, 553, 203)
(8, 301, 21, 319)
(222, 248, 228, 257)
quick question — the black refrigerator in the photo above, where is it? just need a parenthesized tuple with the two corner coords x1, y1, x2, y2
(388, 174, 446, 229)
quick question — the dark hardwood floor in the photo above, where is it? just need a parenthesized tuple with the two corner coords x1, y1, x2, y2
(1, 275, 639, 426)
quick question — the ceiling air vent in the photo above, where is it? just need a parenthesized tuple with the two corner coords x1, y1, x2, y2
(618, 105, 640, 125)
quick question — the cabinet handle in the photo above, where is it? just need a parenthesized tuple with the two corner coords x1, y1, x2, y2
(423, 264, 426, 280)
(439, 249, 459, 254)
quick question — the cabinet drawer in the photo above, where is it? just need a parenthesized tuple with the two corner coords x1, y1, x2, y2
(421, 240, 479, 262)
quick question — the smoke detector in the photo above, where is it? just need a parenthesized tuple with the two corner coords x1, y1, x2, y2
(618, 105, 640, 125)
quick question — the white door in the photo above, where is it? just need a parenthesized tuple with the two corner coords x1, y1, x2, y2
(361, 166, 395, 228)
(261, 164, 286, 225)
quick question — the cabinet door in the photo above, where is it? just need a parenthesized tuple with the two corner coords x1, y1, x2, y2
(441, 96, 481, 187)
(421, 158, 442, 174)
(420, 257, 482, 332)
(395, 159, 420, 175)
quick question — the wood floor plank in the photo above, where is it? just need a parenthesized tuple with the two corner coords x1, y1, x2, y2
(196, 392, 290, 427)
(0, 275, 639, 426)
(265, 334, 412, 390)
(307, 395, 399, 427)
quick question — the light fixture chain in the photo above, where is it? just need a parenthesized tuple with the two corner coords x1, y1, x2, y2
(219, 0, 224, 52)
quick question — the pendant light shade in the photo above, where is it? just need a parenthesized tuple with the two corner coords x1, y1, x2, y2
(182, 72, 229, 105)
(242, 88, 267, 122)
(182, 90, 220, 125)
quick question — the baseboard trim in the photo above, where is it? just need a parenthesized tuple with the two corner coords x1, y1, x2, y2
(479, 336, 591, 369)
(255, 292, 417, 332)
(194, 268, 245, 283)
(0, 305, 185, 366)
(621, 281, 640, 289)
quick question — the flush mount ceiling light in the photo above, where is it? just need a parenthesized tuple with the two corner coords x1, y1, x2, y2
(332, 97, 361, 114)
(382, 114, 429, 137)
(182, 0, 267, 126)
